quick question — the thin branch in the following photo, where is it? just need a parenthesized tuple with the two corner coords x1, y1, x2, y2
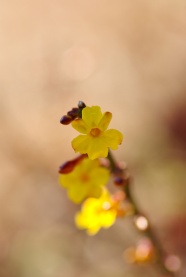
(107, 150, 177, 277)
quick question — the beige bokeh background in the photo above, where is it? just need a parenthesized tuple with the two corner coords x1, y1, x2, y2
(1, 1, 186, 276)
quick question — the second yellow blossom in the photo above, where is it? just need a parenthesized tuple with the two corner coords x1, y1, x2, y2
(59, 158, 110, 204)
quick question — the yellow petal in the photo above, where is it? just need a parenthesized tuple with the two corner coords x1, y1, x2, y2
(75, 210, 98, 229)
(102, 129, 123, 150)
(90, 167, 110, 186)
(100, 210, 116, 227)
(71, 135, 92, 154)
(71, 119, 89, 134)
(67, 184, 87, 204)
(75, 212, 87, 229)
(82, 106, 102, 127)
(82, 198, 99, 213)
(87, 186, 102, 198)
(86, 226, 100, 235)
(75, 158, 98, 174)
(98, 112, 112, 131)
(86, 215, 100, 229)
(59, 174, 74, 188)
(87, 137, 108, 160)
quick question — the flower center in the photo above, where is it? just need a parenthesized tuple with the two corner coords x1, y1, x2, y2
(80, 173, 90, 182)
(90, 128, 101, 137)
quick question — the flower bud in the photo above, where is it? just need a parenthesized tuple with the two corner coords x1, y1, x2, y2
(114, 176, 130, 187)
(114, 177, 125, 186)
(78, 101, 86, 109)
(60, 115, 72, 125)
(59, 155, 86, 173)
(67, 108, 79, 119)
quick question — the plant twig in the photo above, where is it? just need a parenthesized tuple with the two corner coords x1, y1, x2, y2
(107, 150, 177, 277)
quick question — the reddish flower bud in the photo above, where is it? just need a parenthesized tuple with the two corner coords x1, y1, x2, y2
(67, 108, 79, 119)
(114, 175, 130, 187)
(59, 154, 86, 174)
(60, 115, 72, 125)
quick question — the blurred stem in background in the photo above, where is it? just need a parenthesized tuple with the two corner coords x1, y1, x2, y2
(108, 150, 180, 277)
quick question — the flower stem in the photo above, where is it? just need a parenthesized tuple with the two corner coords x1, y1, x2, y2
(107, 150, 177, 277)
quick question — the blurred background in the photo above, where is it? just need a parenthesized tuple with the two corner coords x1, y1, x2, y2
(0, 0, 186, 276)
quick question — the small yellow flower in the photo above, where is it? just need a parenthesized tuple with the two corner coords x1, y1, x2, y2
(75, 188, 117, 235)
(71, 106, 123, 160)
(59, 158, 110, 204)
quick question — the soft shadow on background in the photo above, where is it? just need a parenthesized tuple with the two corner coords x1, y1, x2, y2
(1, 1, 186, 276)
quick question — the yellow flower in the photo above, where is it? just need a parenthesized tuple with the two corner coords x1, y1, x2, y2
(75, 188, 117, 235)
(59, 158, 110, 204)
(71, 106, 123, 160)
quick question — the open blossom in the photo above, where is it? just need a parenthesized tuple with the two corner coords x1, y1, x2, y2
(59, 158, 110, 204)
(75, 188, 118, 235)
(71, 106, 123, 160)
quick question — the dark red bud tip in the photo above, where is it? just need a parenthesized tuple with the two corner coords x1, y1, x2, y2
(78, 101, 86, 109)
(60, 115, 72, 125)
(59, 154, 87, 174)
(59, 161, 75, 174)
